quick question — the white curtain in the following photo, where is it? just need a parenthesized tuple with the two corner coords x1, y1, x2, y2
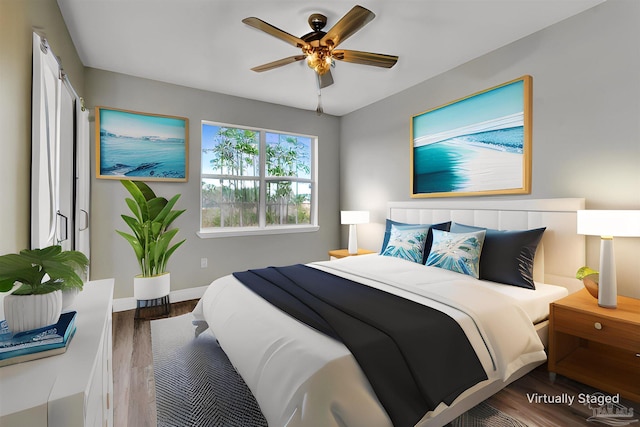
(75, 104, 91, 268)
(31, 33, 90, 266)
(57, 79, 75, 251)
(31, 32, 61, 250)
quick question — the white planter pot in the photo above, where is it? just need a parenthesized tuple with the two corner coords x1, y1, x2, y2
(62, 287, 80, 310)
(134, 273, 171, 300)
(3, 290, 63, 333)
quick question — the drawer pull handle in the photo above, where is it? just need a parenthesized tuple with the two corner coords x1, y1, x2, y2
(594, 322, 602, 330)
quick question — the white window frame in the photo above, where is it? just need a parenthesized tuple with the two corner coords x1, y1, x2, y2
(198, 120, 318, 238)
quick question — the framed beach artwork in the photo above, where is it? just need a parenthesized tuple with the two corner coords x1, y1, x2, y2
(96, 107, 189, 182)
(411, 75, 532, 198)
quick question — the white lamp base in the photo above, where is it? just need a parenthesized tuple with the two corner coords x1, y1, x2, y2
(348, 224, 358, 254)
(598, 237, 617, 308)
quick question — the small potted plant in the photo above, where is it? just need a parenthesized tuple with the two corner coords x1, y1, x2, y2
(0, 245, 89, 333)
(116, 180, 185, 301)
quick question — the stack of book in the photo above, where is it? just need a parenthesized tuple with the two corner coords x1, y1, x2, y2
(0, 311, 77, 367)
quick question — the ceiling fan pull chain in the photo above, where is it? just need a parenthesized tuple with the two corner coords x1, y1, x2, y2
(316, 73, 323, 115)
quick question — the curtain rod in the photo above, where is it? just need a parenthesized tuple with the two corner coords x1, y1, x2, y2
(38, 34, 86, 111)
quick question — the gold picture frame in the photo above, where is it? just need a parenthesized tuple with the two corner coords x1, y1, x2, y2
(96, 106, 189, 182)
(410, 75, 532, 198)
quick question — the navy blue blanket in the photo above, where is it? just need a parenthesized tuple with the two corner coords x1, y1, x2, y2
(233, 264, 487, 427)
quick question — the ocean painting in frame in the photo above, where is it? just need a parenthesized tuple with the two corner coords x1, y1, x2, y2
(411, 76, 532, 198)
(96, 107, 189, 182)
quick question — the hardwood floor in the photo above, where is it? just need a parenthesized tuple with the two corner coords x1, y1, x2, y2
(113, 300, 198, 427)
(113, 301, 639, 426)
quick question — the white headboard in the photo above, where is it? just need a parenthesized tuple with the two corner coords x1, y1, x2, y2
(388, 198, 585, 292)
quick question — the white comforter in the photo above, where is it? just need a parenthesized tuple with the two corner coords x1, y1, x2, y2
(193, 255, 547, 427)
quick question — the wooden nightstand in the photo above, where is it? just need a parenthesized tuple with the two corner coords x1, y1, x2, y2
(548, 289, 640, 402)
(328, 249, 375, 259)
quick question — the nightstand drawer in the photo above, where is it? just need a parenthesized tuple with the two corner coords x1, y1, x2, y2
(553, 306, 640, 352)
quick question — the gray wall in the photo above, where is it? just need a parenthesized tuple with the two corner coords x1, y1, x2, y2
(85, 69, 341, 298)
(340, 0, 640, 298)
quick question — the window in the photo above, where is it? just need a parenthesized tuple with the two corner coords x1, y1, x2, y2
(199, 121, 317, 237)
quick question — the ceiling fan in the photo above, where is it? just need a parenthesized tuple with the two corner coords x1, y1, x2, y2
(243, 5, 398, 113)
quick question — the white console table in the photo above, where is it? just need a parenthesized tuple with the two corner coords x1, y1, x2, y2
(0, 279, 114, 427)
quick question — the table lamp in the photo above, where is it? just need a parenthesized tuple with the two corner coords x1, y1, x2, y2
(577, 210, 640, 308)
(341, 211, 370, 254)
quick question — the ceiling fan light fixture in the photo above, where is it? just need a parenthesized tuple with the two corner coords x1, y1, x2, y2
(306, 54, 332, 75)
(305, 46, 333, 75)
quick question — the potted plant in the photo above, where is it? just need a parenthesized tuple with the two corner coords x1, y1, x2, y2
(116, 180, 185, 301)
(0, 245, 89, 333)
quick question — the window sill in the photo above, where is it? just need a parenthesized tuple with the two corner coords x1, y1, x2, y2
(197, 225, 319, 239)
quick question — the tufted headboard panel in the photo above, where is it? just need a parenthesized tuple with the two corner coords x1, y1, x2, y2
(388, 198, 586, 292)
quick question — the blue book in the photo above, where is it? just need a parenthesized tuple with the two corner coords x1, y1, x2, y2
(0, 312, 77, 364)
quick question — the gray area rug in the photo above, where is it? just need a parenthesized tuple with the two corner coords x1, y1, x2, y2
(449, 404, 527, 427)
(151, 314, 528, 427)
(151, 314, 267, 427)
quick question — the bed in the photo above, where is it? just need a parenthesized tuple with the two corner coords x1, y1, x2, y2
(193, 198, 586, 427)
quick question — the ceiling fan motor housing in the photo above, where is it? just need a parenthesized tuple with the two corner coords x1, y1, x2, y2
(308, 13, 327, 32)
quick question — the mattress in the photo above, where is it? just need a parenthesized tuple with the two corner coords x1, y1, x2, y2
(475, 279, 568, 324)
(194, 254, 551, 427)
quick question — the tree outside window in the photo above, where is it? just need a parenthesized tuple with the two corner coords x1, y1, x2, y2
(201, 122, 316, 232)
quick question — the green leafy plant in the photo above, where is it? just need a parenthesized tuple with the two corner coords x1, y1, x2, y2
(116, 180, 186, 277)
(0, 245, 89, 295)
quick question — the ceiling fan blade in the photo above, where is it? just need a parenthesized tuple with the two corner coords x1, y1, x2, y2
(242, 17, 307, 48)
(320, 5, 375, 48)
(333, 49, 398, 68)
(319, 70, 334, 88)
(250, 55, 306, 72)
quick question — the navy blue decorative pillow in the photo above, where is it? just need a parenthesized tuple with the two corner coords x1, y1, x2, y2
(380, 220, 451, 264)
(450, 222, 546, 289)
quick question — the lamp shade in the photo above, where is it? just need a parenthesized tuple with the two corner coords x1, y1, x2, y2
(577, 210, 640, 237)
(341, 210, 369, 225)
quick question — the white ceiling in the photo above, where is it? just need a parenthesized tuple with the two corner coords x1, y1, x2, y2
(57, 0, 604, 116)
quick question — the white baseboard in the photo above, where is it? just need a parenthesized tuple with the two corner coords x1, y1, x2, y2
(112, 285, 208, 312)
